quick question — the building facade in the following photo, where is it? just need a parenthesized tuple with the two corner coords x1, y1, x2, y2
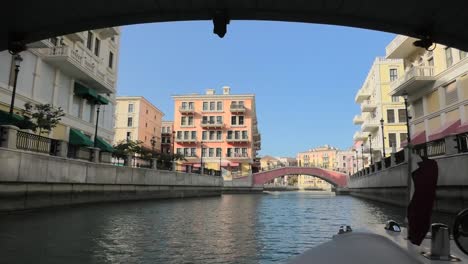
(297, 175, 332, 191)
(161, 121, 174, 154)
(260, 156, 296, 170)
(353, 57, 408, 162)
(335, 150, 356, 175)
(0, 28, 119, 149)
(114, 96, 164, 151)
(172, 86, 261, 179)
(296, 145, 338, 169)
(385, 36, 468, 143)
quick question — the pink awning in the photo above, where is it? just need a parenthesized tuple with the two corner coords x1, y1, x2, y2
(428, 119, 461, 141)
(401, 131, 426, 147)
(456, 122, 468, 134)
(192, 163, 201, 168)
(225, 162, 239, 167)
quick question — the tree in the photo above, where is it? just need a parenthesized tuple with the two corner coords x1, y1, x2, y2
(21, 103, 65, 135)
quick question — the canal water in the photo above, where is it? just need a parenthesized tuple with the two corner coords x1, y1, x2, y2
(0, 192, 454, 264)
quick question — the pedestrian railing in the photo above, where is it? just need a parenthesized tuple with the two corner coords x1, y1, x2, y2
(414, 138, 446, 158)
(16, 130, 59, 155)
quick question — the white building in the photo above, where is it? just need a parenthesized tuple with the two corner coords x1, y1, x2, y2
(0, 28, 120, 149)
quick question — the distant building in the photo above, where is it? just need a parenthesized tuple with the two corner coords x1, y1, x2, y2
(385, 35, 468, 142)
(296, 145, 339, 169)
(260, 156, 297, 171)
(161, 121, 173, 154)
(335, 150, 356, 175)
(297, 176, 332, 191)
(172, 86, 261, 179)
(114, 96, 164, 151)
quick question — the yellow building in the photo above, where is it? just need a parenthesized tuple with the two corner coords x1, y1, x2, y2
(296, 145, 338, 169)
(385, 36, 468, 142)
(297, 175, 332, 191)
(353, 57, 408, 162)
(114, 96, 164, 151)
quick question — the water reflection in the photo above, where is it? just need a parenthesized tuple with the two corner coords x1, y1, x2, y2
(0, 193, 456, 264)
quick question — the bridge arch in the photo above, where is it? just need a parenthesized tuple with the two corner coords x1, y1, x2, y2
(3, 1, 468, 52)
(253, 167, 347, 187)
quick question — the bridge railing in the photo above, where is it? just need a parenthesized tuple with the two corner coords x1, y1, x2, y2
(350, 131, 467, 180)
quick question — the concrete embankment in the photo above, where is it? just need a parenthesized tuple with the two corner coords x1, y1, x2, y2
(0, 147, 223, 212)
(222, 177, 263, 194)
(348, 153, 468, 214)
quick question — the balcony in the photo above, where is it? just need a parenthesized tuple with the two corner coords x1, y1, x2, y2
(226, 153, 249, 159)
(353, 131, 367, 141)
(201, 120, 224, 129)
(179, 107, 195, 114)
(390, 66, 436, 96)
(385, 35, 422, 59)
(361, 119, 379, 132)
(175, 138, 197, 144)
(361, 101, 377, 112)
(65, 32, 86, 42)
(226, 137, 249, 143)
(94, 27, 119, 39)
(230, 104, 246, 113)
(353, 115, 364, 125)
(354, 89, 371, 103)
(37, 46, 115, 93)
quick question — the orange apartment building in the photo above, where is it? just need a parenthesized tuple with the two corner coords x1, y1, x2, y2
(161, 121, 173, 154)
(114, 96, 164, 151)
(172, 86, 261, 179)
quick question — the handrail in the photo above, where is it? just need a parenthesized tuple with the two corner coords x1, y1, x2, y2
(16, 131, 59, 155)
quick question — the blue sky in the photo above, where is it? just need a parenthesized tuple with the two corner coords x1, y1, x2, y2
(117, 21, 395, 157)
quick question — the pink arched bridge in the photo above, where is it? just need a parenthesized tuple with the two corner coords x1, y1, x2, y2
(253, 167, 348, 187)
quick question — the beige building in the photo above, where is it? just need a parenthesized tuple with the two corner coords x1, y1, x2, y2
(353, 57, 408, 163)
(0, 28, 119, 153)
(385, 36, 468, 143)
(335, 150, 356, 175)
(297, 175, 332, 191)
(115, 96, 164, 151)
(161, 121, 174, 154)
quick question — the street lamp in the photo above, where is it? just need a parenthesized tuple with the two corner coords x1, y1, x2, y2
(402, 92, 411, 144)
(219, 148, 222, 176)
(380, 118, 386, 159)
(361, 143, 364, 170)
(93, 104, 101, 148)
(150, 135, 156, 158)
(355, 150, 358, 173)
(200, 141, 204, 174)
(9, 54, 23, 117)
(368, 134, 373, 165)
(172, 131, 176, 171)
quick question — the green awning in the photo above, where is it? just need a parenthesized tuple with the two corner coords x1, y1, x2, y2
(69, 128, 93, 147)
(95, 137, 114, 152)
(96, 95, 109, 105)
(0, 110, 35, 129)
(74, 82, 98, 101)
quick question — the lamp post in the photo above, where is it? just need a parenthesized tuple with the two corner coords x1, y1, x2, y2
(219, 148, 222, 176)
(402, 92, 411, 144)
(355, 150, 358, 173)
(172, 131, 176, 171)
(380, 118, 386, 159)
(93, 104, 101, 148)
(200, 141, 204, 174)
(150, 136, 156, 158)
(368, 134, 373, 165)
(9, 54, 23, 117)
(361, 143, 364, 170)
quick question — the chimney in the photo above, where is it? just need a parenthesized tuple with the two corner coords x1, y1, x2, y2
(206, 89, 215, 95)
(222, 86, 231, 95)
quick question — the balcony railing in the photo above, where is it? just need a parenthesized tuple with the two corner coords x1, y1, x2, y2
(390, 66, 435, 95)
(226, 137, 249, 142)
(230, 104, 246, 113)
(361, 100, 377, 112)
(353, 131, 367, 141)
(385, 35, 420, 59)
(355, 89, 371, 103)
(361, 119, 379, 132)
(179, 106, 195, 114)
(226, 153, 249, 158)
(37, 46, 115, 93)
(16, 131, 60, 155)
(353, 115, 364, 124)
(175, 137, 197, 143)
(201, 121, 224, 128)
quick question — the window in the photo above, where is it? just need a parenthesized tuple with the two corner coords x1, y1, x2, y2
(209, 102, 215, 111)
(209, 148, 214, 157)
(389, 69, 398, 81)
(231, 116, 236, 125)
(184, 131, 189, 139)
(217, 101, 223, 111)
(216, 131, 222, 140)
(216, 148, 222, 157)
(128, 103, 134, 113)
(190, 148, 196, 157)
(127, 117, 133, 127)
(181, 102, 187, 109)
(239, 116, 244, 125)
(94, 38, 100, 56)
(177, 131, 182, 139)
(209, 131, 215, 140)
(227, 131, 233, 139)
(202, 131, 207, 140)
(216, 116, 223, 124)
(445, 82, 458, 105)
(202, 148, 207, 157)
(227, 148, 233, 157)
(413, 99, 424, 118)
(391, 96, 399, 102)
(388, 133, 397, 147)
(235, 131, 240, 139)
(188, 116, 193, 125)
(387, 109, 395, 123)
(86, 31, 93, 50)
(397, 109, 406, 123)
(242, 131, 248, 139)
(108, 51, 114, 68)
(242, 148, 248, 156)
(400, 133, 408, 144)
(126, 132, 131, 140)
(146, 109, 148, 114)
(445, 47, 453, 67)
(177, 148, 182, 155)
(191, 131, 197, 140)
(145, 123, 147, 128)
(188, 102, 194, 109)
(203, 102, 208, 111)
(181, 116, 186, 126)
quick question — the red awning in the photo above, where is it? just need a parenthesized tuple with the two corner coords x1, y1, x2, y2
(456, 122, 468, 134)
(192, 163, 201, 168)
(428, 119, 461, 141)
(401, 131, 426, 147)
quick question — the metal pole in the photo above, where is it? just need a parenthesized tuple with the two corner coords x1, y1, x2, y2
(369, 135, 373, 164)
(380, 118, 386, 159)
(93, 105, 100, 148)
(403, 94, 413, 206)
(219, 150, 222, 176)
(172, 131, 175, 171)
(361, 144, 364, 170)
(200, 141, 204, 174)
(9, 65, 20, 117)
